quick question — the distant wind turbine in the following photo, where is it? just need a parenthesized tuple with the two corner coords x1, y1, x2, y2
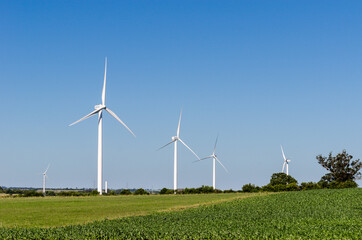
(196, 136, 228, 189)
(281, 145, 291, 175)
(42, 164, 50, 196)
(158, 109, 200, 193)
(69, 57, 135, 195)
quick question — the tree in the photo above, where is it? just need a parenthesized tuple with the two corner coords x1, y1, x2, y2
(120, 189, 132, 195)
(134, 188, 149, 195)
(269, 173, 297, 186)
(316, 150, 362, 182)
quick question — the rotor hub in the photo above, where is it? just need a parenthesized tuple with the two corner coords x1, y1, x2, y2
(94, 104, 106, 110)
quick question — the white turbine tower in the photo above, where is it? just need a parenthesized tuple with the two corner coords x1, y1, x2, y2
(158, 109, 200, 193)
(42, 164, 50, 196)
(281, 145, 291, 175)
(69, 57, 135, 195)
(196, 136, 228, 190)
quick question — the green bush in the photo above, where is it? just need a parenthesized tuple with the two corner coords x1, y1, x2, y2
(89, 190, 99, 196)
(57, 191, 82, 196)
(223, 189, 235, 193)
(182, 188, 199, 194)
(328, 180, 358, 189)
(317, 180, 329, 188)
(20, 190, 43, 197)
(242, 184, 259, 192)
(120, 189, 132, 195)
(134, 188, 149, 195)
(286, 183, 299, 191)
(261, 184, 275, 192)
(107, 190, 116, 195)
(197, 185, 214, 193)
(300, 182, 321, 191)
(270, 173, 298, 186)
(273, 184, 287, 192)
(339, 180, 358, 188)
(159, 188, 174, 194)
(45, 191, 56, 196)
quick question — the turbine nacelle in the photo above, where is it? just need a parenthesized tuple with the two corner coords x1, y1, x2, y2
(172, 136, 178, 141)
(94, 104, 106, 110)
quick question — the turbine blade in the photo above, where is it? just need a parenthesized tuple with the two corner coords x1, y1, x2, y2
(105, 108, 136, 137)
(102, 57, 107, 105)
(282, 162, 286, 173)
(200, 156, 213, 161)
(193, 156, 213, 163)
(44, 164, 50, 174)
(215, 156, 228, 173)
(281, 145, 286, 161)
(157, 140, 175, 151)
(69, 109, 100, 126)
(177, 108, 182, 137)
(178, 138, 200, 160)
(213, 135, 219, 154)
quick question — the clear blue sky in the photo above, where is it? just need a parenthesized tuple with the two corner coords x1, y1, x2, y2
(1, 1, 362, 189)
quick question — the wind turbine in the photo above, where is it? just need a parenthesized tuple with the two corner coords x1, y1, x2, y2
(196, 136, 228, 189)
(69, 57, 135, 195)
(42, 164, 50, 196)
(281, 145, 291, 175)
(158, 109, 200, 193)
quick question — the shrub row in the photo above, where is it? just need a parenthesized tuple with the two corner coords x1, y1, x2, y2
(242, 180, 358, 192)
(159, 185, 240, 194)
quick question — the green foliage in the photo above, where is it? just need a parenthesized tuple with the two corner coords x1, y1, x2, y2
(89, 190, 99, 196)
(285, 182, 299, 191)
(223, 189, 235, 193)
(57, 191, 83, 197)
(328, 180, 358, 189)
(242, 184, 259, 192)
(181, 186, 220, 194)
(159, 188, 174, 194)
(0, 189, 360, 239)
(269, 172, 298, 186)
(19, 190, 43, 197)
(317, 150, 362, 182)
(45, 191, 56, 196)
(119, 189, 132, 195)
(134, 188, 149, 195)
(300, 182, 321, 191)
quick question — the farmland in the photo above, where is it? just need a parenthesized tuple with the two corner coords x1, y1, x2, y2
(0, 188, 361, 239)
(0, 192, 262, 228)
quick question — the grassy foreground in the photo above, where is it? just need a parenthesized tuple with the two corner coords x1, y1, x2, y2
(0, 188, 360, 239)
(0, 192, 262, 228)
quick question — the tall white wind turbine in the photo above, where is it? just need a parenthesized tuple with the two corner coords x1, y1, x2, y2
(196, 136, 228, 189)
(69, 57, 135, 195)
(281, 145, 291, 175)
(42, 164, 50, 196)
(158, 109, 200, 193)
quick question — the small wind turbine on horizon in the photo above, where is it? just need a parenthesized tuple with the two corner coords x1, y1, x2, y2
(69, 57, 135, 195)
(281, 145, 291, 175)
(196, 136, 228, 190)
(42, 164, 50, 196)
(158, 109, 200, 193)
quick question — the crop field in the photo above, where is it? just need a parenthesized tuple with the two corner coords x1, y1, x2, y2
(0, 192, 262, 228)
(0, 189, 361, 239)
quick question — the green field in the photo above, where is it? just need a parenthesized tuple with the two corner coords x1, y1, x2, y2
(0, 189, 361, 239)
(0, 192, 262, 228)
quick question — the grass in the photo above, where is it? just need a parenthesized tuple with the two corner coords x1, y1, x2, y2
(0, 192, 264, 228)
(0, 189, 360, 239)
